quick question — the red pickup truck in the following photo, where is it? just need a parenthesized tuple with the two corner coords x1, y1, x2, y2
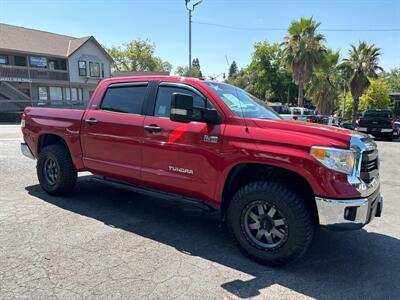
(21, 76, 383, 266)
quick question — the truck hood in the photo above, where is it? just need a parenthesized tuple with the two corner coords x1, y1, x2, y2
(250, 119, 353, 149)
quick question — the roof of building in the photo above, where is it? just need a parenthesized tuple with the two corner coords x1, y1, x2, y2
(0, 23, 112, 61)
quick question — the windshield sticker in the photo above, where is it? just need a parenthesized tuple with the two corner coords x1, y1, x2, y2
(209, 84, 221, 91)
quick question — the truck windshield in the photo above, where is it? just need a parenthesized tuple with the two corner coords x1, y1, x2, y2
(205, 82, 282, 120)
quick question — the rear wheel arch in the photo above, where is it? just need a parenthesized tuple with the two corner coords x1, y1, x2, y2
(38, 133, 69, 154)
(220, 163, 318, 223)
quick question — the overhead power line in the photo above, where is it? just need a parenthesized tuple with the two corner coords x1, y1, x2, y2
(193, 21, 400, 32)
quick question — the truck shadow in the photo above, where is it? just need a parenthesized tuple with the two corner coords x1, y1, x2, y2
(26, 176, 400, 299)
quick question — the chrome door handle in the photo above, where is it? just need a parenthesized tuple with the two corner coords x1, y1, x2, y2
(144, 125, 162, 133)
(85, 118, 98, 125)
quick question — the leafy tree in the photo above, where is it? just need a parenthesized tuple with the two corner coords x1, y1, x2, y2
(248, 41, 296, 101)
(225, 68, 254, 91)
(174, 58, 203, 78)
(192, 58, 203, 78)
(283, 17, 325, 107)
(175, 66, 189, 76)
(106, 39, 172, 73)
(228, 61, 238, 79)
(337, 92, 355, 118)
(381, 68, 400, 92)
(307, 49, 340, 114)
(226, 42, 297, 102)
(338, 78, 391, 117)
(341, 42, 382, 124)
(359, 78, 391, 111)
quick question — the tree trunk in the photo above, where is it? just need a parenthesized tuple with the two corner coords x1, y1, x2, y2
(352, 96, 359, 125)
(298, 84, 304, 107)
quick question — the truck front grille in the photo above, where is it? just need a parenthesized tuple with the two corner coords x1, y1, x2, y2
(360, 149, 379, 184)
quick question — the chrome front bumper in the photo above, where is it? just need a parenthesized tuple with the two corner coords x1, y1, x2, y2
(21, 143, 35, 160)
(315, 134, 384, 230)
(315, 191, 383, 230)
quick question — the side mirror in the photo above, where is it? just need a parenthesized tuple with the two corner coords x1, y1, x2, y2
(202, 108, 220, 124)
(170, 93, 193, 123)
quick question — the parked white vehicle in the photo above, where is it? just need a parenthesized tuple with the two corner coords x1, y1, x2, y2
(281, 107, 315, 121)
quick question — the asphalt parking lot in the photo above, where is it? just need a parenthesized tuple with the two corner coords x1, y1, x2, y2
(1, 124, 399, 299)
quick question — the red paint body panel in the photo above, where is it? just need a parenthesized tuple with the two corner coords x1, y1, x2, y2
(22, 107, 85, 170)
(81, 109, 144, 181)
(22, 75, 361, 208)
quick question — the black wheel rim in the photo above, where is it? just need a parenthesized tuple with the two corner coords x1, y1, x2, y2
(43, 157, 58, 186)
(242, 200, 288, 250)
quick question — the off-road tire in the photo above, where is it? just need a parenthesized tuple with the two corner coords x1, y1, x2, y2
(227, 181, 314, 266)
(37, 144, 77, 195)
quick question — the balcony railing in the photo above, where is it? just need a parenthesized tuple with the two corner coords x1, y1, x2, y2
(0, 99, 89, 113)
(0, 65, 69, 82)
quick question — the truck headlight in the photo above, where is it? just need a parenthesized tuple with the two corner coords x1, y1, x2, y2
(310, 146, 355, 175)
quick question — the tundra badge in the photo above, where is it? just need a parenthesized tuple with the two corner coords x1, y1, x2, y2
(169, 166, 194, 175)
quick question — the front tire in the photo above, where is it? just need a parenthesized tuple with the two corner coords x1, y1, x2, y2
(227, 181, 314, 266)
(37, 144, 77, 195)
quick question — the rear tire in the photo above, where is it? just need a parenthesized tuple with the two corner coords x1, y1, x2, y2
(37, 144, 77, 195)
(227, 181, 314, 266)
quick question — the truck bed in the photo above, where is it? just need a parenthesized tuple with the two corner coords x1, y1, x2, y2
(23, 107, 86, 169)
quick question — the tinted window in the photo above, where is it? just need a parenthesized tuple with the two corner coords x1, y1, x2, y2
(364, 111, 392, 119)
(101, 85, 147, 114)
(154, 86, 208, 118)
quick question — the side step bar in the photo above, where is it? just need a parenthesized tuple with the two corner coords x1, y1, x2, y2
(91, 176, 218, 212)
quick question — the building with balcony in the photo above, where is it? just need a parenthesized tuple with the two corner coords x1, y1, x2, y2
(0, 23, 113, 113)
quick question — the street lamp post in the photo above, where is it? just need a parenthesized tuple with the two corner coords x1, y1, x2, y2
(185, 0, 203, 76)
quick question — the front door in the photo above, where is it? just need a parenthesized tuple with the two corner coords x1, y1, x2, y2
(141, 82, 225, 203)
(81, 81, 149, 182)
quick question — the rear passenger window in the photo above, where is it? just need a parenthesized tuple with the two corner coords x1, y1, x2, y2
(154, 86, 208, 118)
(101, 85, 147, 114)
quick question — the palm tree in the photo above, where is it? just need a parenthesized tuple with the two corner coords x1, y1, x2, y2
(307, 49, 340, 115)
(341, 42, 382, 124)
(283, 17, 325, 107)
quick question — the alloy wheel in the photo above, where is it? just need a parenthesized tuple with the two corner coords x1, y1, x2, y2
(242, 200, 288, 250)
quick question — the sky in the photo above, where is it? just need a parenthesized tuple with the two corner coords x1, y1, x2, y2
(1, 0, 399, 77)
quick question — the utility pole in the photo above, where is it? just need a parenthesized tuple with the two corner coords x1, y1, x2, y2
(342, 85, 346, 119)
(185, 0, 203, 76)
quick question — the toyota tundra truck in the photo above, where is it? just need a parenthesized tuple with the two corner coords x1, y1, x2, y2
(21, 76, 383, 266)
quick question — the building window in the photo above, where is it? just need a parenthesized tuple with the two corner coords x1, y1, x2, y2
(101, 63, 105, 78)
(49, 61, 55, 70)
(71, 88, 78, 101)
(78, 61, 87, 76)
(89, 62, 100, 77)
(49, 87, 63, 101)
(64, 88, 71, 101)
(14, 56, 26, 66)
(30, 56, 47, 68)
(0, 55, 8, 65)
(78, 88, 83, 101)
(38, 87, 48, 101)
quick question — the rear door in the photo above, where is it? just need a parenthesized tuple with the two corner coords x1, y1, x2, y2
(141, 82, 225, 202)
(81, 81, 149, 181)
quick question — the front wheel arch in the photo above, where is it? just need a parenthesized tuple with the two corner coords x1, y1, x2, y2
(227, 180, 315, 266)
(220, 163, 318, 223)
